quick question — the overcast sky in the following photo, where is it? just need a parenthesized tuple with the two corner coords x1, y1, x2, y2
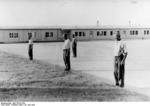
(0, 0, 150, 27)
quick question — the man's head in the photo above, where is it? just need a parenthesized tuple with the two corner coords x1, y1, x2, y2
(72, 34, 75, 38)
(115, 31, 121, 41)
(64, 34, 68, 40)
(28, 35, 32, 40)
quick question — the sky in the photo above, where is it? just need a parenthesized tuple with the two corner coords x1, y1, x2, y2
(0, 0, 150, 27)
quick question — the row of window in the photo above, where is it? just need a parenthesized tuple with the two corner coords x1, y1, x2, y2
(130, 30, 138, 35)
(74, 31, 109, 36)
(74, 30, 150, 37)
(97, 30, 150, 36)
(97, 31, 113, 36)
(74, 31, 114, 36)
(144, 30, 149, 35)
(8, 30, 150, 39)
(9, 32, 54, 38)
(75, 32, 86, 37)
(129, 30, 150, 35)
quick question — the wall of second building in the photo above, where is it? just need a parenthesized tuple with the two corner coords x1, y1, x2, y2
(123, 28, 150, 39)
(71, 29, 89, 41)
(93, 29, 115, 40)
(71, 29, 116, 41)
(71, 28, 150, 41)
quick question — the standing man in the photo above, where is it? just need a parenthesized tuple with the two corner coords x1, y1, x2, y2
(72, 34, 77, 57)
(63, 34, 71, 71)
(114, 31, 128, 87)
(28, 35, 34, 60)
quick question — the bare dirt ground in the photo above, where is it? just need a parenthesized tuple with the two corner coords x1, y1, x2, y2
(0, 51, 149, 101)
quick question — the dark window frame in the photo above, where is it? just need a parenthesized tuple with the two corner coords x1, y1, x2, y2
(45, 32, 49, 37)
(97, 31, 100, 36)
(9, 32, 19, 38)
(75, 32, 78, 36)
(83, 32, 86, 36)
(103, 31, 107, 36)
(110, 31, 113, 36)
(50, 32, 53, 37)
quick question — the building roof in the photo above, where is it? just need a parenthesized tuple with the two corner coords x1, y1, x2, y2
(0, 25, 150, 30)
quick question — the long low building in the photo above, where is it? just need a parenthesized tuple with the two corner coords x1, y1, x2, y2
(0, 26, 150, 43)
(0, 27, 63, 43)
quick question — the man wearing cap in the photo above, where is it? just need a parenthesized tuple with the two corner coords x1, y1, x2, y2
(63, 34, 71, 71)
(114, 31, 128, 87)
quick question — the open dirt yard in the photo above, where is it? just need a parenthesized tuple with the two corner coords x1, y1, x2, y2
(0, 40, 150, 101)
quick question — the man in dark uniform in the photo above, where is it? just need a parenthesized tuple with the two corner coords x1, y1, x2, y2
(72, 34, 77, 57)
(28, 35, 33, 60)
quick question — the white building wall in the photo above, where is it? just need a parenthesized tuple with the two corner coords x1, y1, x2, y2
(2, 30, 27, 43)
(0, 27, 150, 43)
(0, 29, 62, 43)
(0, 30, 5, 42)
(57, 29, 63, 41)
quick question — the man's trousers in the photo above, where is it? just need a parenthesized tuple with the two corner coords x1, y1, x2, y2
(114, 55, 125, 87)
(63, 49, 71, 71)
(28, 45, 33, 60)
(72, 46, 77, 57)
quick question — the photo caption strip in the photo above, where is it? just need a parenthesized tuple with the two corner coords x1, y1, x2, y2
(0, 102, 35, 106)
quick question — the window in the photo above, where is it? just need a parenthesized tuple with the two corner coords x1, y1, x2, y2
(9, 33, 18, 38)
(144, 30, 147, 35)
(133, 31, 135, 35)
(75, 32, 78, 36)
(130, 30, 135, 35)
(83, 32, 86, 36)
(45, 32, 49, 37)
(98, 31, 107, 36)
(14, 33, 18, 38)
(50, 32, 53, 37)
(9, 33, 12, 38)
(144, 30, 149, 35)
(45, 32, 53, 37)
(130, 30, 138, 35)
(103, 31, 107, 36)
(110, 31, 113, 36)
(147, 30, 149, 35)
(97, 31, 100, 36)
(75, 32, 85, 37)
(28, 32, 32, 39)
(135, 31, 138, 35)
(130, 31, 133, 35)
(79, 32, 82, 36)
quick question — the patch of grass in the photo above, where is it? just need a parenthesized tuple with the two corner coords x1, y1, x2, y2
(0, 51, 149, 101)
